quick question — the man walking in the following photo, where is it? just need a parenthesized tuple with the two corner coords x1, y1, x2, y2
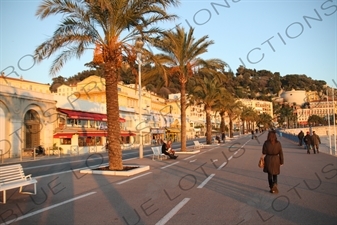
(304, 131, 312, 154)
(311, 131, 321, 154)
(298, 130, 304, 146)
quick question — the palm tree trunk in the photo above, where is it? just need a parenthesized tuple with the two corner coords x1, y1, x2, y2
(105, 69, 123, 170)
(206, 110, 212, 144)
(220, 112, 225, 132)
(180, 82, 187, 151)
(229, 118, 233, 138)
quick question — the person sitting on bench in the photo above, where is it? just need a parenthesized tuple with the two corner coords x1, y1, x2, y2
(161, 139, 178, 159)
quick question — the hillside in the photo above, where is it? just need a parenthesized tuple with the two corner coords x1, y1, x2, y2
(50, 66, 327, 100)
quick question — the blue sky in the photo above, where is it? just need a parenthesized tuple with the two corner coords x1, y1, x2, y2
(1, 0, 336, 87)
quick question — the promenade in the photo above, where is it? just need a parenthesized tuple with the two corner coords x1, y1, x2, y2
(0, 132, 336, 225)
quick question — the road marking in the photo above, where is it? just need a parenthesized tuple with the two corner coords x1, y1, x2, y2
(197, 174, 215, 188)
(189, 159, 197, 163)
(184, 155, 196, 160)
(117, 172, 152, 185)
(218, 162, 227, 170)
(155, 198, 190, 225)
(161, 162, 179, 169)
(0, 192, 97, 225)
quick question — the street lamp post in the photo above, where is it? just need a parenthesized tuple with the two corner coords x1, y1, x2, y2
(135, 38, 144, 159)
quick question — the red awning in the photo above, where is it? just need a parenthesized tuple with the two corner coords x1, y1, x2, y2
(58, 108, 125, 122)
(54, 131, 135, 138)
(58, 108, 95, 120)
(53, 133, 73, 138)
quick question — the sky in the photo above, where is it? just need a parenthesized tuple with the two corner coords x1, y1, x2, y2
(1, 0, 336, 88)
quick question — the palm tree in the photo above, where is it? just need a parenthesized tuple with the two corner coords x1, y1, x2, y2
(34, 0, 180, 170)
(279, 105, 294, 129)
(221, 97, 243, 138)
(256, 112, 273, 129)
(241, 106, 258, 133)
(149, 26, 215, 151)
(190, 75, 227, 144)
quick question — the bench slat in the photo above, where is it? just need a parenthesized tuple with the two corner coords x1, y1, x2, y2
(0, 164, 31, 184)
(0, 179, 37, 191)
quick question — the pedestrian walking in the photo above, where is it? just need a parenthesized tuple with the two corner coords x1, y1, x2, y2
(262, 130, 284, 194)
(311, 131, 321, 154)
(304, 131, 312, 154)
(297, 130, 304, 146)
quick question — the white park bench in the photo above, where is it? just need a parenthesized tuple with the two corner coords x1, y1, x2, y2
(0, 164, 38, 204)
(151, 146, 168, 160)
(193, 141, 204, 149)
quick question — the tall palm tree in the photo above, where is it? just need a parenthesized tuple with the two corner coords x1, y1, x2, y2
(149, 26, 214, 151)
(190, 75, 227, 144)
(34, 0, 180, 170)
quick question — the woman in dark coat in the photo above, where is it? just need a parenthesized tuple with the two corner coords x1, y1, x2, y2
(262, 130, 284, 193)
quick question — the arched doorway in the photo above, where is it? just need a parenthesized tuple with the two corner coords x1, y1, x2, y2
(24, 109, 41, 148)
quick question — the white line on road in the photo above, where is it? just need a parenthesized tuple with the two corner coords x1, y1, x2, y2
(161, 162, 179, 169)
(0, 192, 97, 225)
(197, 174, 215, 188)
(217, 162, 227, 170)
(189, 159, 197, 163)
(216, 139, 250, 170)
(184, 155, 196, 161)
(117, 172, 152, 185)
(155, 198, 190, 225)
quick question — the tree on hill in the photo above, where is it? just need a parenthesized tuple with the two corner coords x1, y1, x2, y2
(49, 70, 97, 92)
(280, 74, 326, 92)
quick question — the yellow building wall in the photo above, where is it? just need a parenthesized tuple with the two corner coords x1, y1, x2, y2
(0, 76, 51, 93)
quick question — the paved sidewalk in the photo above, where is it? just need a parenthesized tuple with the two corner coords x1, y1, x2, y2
(1, 132, 336, 225)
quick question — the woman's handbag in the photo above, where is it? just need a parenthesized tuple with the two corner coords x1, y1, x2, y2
(258, 157, 264, 168)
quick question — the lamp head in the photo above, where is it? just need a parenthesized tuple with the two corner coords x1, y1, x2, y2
(135, 37, 144, 50)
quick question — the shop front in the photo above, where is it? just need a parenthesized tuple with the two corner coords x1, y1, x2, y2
(165, 128, 180, 142)
(54, 108, 134, 154)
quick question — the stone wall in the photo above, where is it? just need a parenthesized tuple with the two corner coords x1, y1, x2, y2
(283, 126, 336, 137)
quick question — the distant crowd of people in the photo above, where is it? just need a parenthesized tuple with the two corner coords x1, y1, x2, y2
(297, 130, 321, 154)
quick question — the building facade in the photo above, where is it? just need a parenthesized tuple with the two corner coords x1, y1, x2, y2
(0, 83, 56, 158)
